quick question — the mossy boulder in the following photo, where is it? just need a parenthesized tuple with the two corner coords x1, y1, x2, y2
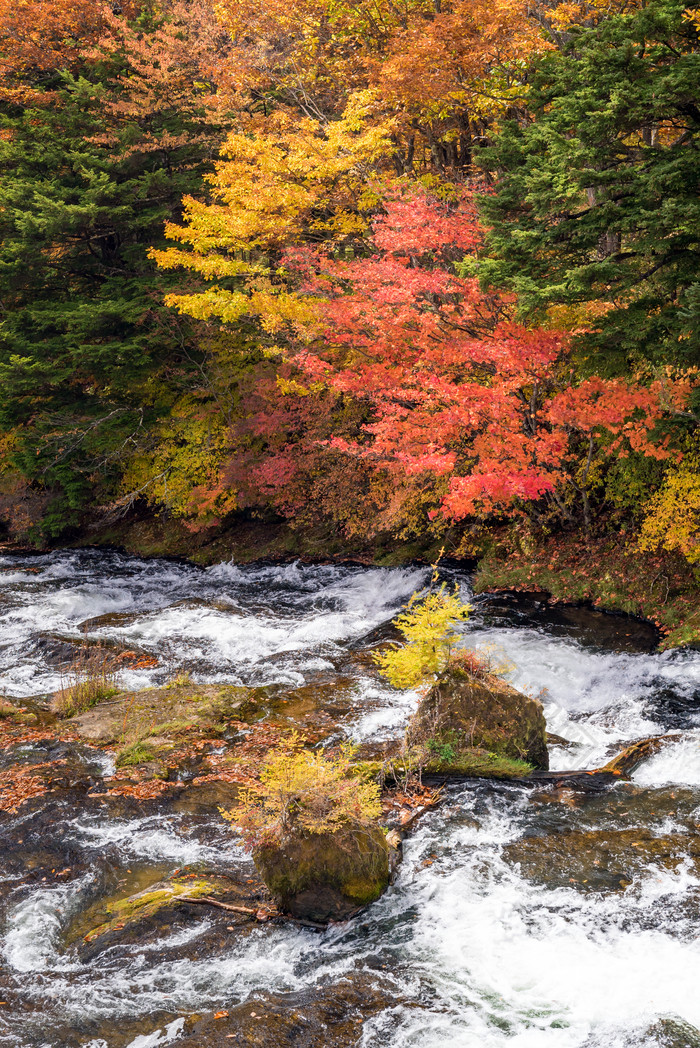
(408, 664, 549, 772)
(254, 820, 390, 923)
(68, 872, 234, 953)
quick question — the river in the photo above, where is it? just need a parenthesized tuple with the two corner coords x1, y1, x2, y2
(0, 548, 699, 1047)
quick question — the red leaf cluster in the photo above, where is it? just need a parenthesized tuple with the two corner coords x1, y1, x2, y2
(285, 187, 691, 520)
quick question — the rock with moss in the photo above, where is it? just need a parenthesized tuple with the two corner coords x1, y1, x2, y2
(63, 682, 261, 765)
(408, 662, 549, 772)
(254, 820, 390, 923)
(68, 872, 239, 958)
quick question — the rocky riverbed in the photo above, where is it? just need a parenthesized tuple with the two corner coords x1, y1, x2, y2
(0, 549, 699, 1047)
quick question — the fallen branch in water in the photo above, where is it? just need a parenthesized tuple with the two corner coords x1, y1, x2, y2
(177, 895, 257, 916)
(598, 734, 677, 777)
(177, 895, 328, 930)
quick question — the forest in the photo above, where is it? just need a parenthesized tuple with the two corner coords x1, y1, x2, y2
(0, 0, 698, 637)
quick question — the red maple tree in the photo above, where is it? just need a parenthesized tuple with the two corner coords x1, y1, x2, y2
(283, 186, 691, 525)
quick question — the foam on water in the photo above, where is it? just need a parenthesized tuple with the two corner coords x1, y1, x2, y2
(459, 623, 700, 765)
(357, 791, 700, 1048)
(67, 814, 249, 867)
(0, 551, 427, 696)
(2, 551, 700, 1046)
(4, 875, 92, 973)
(125, 1020, 186, 1048)
(4, 887, 325, 1023)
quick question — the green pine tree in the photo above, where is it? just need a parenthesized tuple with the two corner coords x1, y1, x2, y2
(479, 0, 700, 382)
(0, 36, 227, 534)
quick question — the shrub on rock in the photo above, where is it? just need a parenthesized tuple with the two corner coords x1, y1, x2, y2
(221, 735, 389, 923)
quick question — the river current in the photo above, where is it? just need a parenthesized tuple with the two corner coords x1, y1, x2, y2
(1, 549, 700, 1047)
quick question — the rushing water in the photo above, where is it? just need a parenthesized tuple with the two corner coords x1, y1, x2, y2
(1, 549, 700, 1047)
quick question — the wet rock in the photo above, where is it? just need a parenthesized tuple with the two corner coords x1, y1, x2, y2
(254, 820, 390, 923)
(178, 972, 400, 1048)
(36, 631, 155, 670)
(476, 592, 660, 653)
(644, 1017, 700, 1047)
(69, 870, 259, 958)
(408, 663, 549, 772)
(67, 683, 256, 760)
(504, 827, 700, 891)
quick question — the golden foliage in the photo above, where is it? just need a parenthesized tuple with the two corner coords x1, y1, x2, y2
(118, 395, 237, 525)
(374, 581, 471, 689)
(221, 734, 382, 848)
(640, 437, 700, 566)
(151, 91, 393, 328)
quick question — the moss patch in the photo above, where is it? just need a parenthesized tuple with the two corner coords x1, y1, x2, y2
(72, 873, 233, 945)
(64, 682, 266, 770)
(115, 740, 159, 767)
(423, 747, 533, 780)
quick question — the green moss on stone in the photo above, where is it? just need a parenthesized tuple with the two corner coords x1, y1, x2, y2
(423, 748, 533, 780)
(75, 875, 230, 944)
(254, 820, 390, 922)
(409, 666, 549, 770)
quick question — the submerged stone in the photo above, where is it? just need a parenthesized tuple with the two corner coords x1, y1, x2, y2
(408, 663, 549, 772)
(504, 827, 700, 891)
(645, 1017, 700, 1048)
(177, 972, 400, 1048)
(254, 820, 390, 923)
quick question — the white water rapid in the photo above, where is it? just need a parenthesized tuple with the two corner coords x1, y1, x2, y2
(0, 549, 699, 1048)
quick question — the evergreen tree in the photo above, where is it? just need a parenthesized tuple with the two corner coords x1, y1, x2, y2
(0, 6, 231, 533)
(480, 0, 700, 380)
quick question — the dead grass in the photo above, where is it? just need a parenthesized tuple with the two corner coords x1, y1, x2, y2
(53, 638, 120, 717)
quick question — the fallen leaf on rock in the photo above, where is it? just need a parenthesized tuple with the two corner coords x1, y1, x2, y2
(214, 1010, 229, 1019)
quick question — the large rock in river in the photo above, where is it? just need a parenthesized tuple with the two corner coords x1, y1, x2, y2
(409, 663, 549, 771)
(254, 819, 390, 923)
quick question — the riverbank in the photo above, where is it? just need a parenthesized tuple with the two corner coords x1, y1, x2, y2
(474, 530, 700, 650)
(67, 510, 447, 568)
(87, 514, 700, 651)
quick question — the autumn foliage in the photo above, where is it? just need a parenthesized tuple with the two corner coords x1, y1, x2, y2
(280, 187, 693, 525)
(221, 734, 381, 849)
(0, 0, 697, 575)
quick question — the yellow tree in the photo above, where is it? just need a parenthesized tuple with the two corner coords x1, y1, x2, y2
(150, 90, 394, 328)
(215, 0, 549, 174)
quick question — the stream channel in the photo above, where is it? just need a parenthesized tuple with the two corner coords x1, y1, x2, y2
(0, 549, 700, 1047)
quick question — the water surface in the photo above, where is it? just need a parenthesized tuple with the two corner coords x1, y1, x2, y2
(1, 549, 699, 1047)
